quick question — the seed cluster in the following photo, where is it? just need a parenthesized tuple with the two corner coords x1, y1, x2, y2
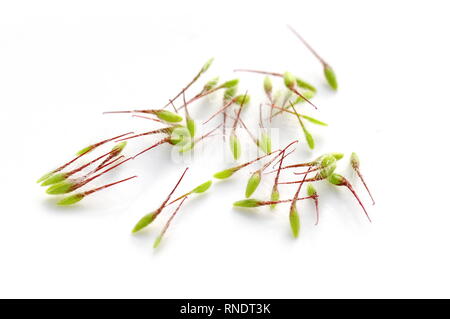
(37, 26, 374, 249)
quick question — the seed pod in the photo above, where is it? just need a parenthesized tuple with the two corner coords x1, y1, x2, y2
(350, 152, 360, 169)
(292, 90, 315, 105)
(186, 117, 196, 137)
(224, 86, 237, 102)
(204, 76, 220, 91)
(37, 171, 54, 184)
(324, 65, 338, 90)
(263, 76, 273, 95)
(213, 168, 236, 179)
(132, 211, 157, 233)
(57, 193, 85, 206)
(154, 110, 183, 123)
(257, 133, 272, 154)
(77, 145, 95, 156)
(307, 183, 317, 197)
(46, 180, 74, 195)
(283, 72, 296, 89)
(222, 79, 239, 88)
(171, 127, 191, 146)
(233, 199, 261, 208)
(296, 78, 317, 92)
(320, 154, 337, 167)
(41, 173, 66, 186)
(270, 188, 280, 209)
(317, 163, 337, 179)
(229, 133, 241, 160)
(112, 141, 127, 154)
(234, 94, 251, 106)
(201, 57, 214, 73)
(304, 129, 315, 150)
(301, 115, 327, 126)
(191, 180, 212, 193)
(331, 153, 344, 161)
(289, 205, 300, 238)
(245, 171, 262, 198)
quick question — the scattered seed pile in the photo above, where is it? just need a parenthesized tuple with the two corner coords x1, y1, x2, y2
(37, 26, 375, 249)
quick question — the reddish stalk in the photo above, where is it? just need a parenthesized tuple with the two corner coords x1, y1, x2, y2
(49, 132, 133, 175)
(116, 127, 174, 142)
(132, 115, 165, 124)
(176, 85, 225, 112)
(83, 175, 138, 196)
(232, 91, 247, 132)
(163, 60, 212, 109)
(278, 176, 325, 184)
(290, 167, 313, 213)
(333, 176, 372, 223)
(354, 168, 375, 205)
(270, 149, 295, 171)
(202, 97, 238, 125)
(234, 69, 317, 110)
(168, 99, 178, 113)
(154, 196, 188, 246)
(132, 137, 172, 159)
(153, 168, 189, 219)
(95, 155, 125, 172)
(287, 25, 327, 66)
(64, 150, 115, 178)
(256, 195, 317, 207)
(234, 69, 283, 77)
(72, 157, 134, 191)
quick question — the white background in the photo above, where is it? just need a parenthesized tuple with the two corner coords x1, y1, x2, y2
(0, 0, 449, 298)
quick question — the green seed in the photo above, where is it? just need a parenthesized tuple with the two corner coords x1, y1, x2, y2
(222, 79, 239, 88)
(301, 115, 328, 126)
(37, 171, 54, 184)
(229, 134, 241, 160)
(304, 129, 315, 150)
(204, 76, 220, 91)
(112, 141, 127, 154)
(178, 141, 194, 153)
(245, 171, 261, 198)
(270, 188, 280, 209)
(307, 183, 317, 197)
(350, 152, 360, 169)
(46, 180, 74, 195)
(213, 168, 235, 179)
(224, 86, 237, 101)
(186, 117, 196, 138)
(263, 76, 273, 95)
(235, 94, 250, 106)
(233, 199, 261, 208)
(153, 235, 163, 249)
(76, 145, 94, 156)
(317, 163, 337, 179)
(283, 72, 296, 89)
(154, 110, 183, 123)
(296, 77, 317, 92)
(201, 57, 214, 73)
(132, 211, 157, 233)
(289, 205, 300, 238)
(332, 153, 344, 161)
(171, 127, 191, 146)
(57, 193, 85, 206)
(327, 173, 344, 185)
(320, 154, 336, 168)
(41, 173, 66, 186)
(191, 180, 212, 193)
(324, 65, 338, 90)
(258, 133, 272, 154)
